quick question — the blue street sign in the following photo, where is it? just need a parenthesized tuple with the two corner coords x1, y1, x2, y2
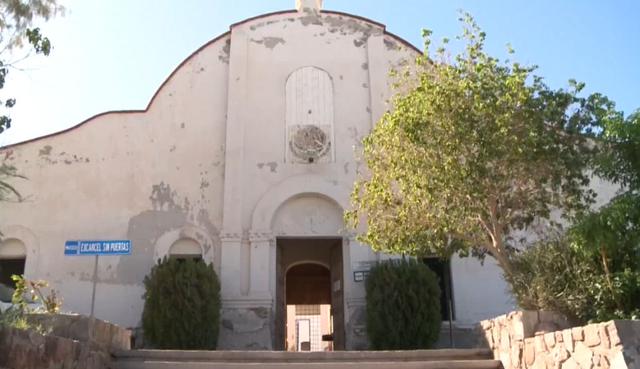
(64, 240, 131, 256)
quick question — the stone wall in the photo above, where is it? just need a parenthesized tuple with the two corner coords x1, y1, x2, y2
(479, 311, 640, 369)
(0, 313, 131, 369)
(218, 307, 273, 350)
(27, 313, 131, 352)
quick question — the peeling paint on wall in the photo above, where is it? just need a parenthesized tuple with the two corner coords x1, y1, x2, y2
(250, 37, 286, 49)
(218, 39, 231, 64)
(38, 145, 52, 156)
(249, 19, 284, 31)
(384, 38, 400, 51)
(2, 149, 15, 161)
(299, 14, 323, 26)
(149, 182, 181, 211)
(353, 39, 366, 48)
(257, 162, 278, 173)
(200, 178, 210, 189)
(35, 145, 91, 166)
(196, 208, 219, 249)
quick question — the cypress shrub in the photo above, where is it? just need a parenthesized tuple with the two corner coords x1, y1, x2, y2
(142, 257, 220, 349)
(365, 258, 441, 350)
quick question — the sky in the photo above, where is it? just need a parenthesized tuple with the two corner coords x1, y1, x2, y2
(1, 0, 639, 146)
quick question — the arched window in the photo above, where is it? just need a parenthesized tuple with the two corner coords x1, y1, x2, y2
(0, 238, 26, 289)
(168, 238, 202, 261)
(285, 66, 334, 164)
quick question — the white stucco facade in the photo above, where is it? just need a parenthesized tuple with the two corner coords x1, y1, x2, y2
(0, 4, 520, 349)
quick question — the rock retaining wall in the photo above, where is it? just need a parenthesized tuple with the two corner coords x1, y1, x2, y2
(479, 311, 640, 369)
(0, 313, 131, 369)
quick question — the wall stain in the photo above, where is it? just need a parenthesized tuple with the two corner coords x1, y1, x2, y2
(116, 209, 189, 283)
(112, 183, 220, 285)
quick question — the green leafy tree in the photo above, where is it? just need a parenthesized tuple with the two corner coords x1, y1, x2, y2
(365, 259, 441, 349)
(567, 109, 640, 321)
(0, 0, 63, 202)
(142, 257, 221, 349)
(346, 13, 616, 277)
(507, 198, 640, 323)
(593, 110, 640, 190)
(508, 110, 640, 322)
(0, 0, 63, 134)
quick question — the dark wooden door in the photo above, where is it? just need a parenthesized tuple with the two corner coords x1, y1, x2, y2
(330, 242, 345, 350)
(275, 243, 286, 350)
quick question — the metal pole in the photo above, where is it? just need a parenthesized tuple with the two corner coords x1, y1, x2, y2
(89, 255, 98, 342)
(444, 259, 454, 348)
(90, 254, 98, 317)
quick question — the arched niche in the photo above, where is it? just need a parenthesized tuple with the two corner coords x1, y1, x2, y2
(272, 194, 344, 236)
(285, 66, 334, 164)
(0, 225, 39, 279)
(0, 238, 26, 259)
(153, 226, 217, 268)
(169, 238, 203, 260)
(0, 238, 27, 289)
(250, 174, 351, 235)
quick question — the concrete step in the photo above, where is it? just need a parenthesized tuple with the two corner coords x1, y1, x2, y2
(114, 348, 493, 363)
(114, 359, 503, 369)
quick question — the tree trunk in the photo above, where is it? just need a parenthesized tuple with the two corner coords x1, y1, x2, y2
(490, 240, 513, 278)
(600, 247, 621, 310)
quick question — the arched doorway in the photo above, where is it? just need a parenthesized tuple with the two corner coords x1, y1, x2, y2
(276, 238, 345, 351)
(251, 187, 349, 351)
(0, 238, 27, 289)
(285, 263, 331, 351)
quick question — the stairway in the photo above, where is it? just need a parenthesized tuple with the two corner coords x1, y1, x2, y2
(113, 348, 502, 369)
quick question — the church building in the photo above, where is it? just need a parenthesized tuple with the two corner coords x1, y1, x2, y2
(0, 0, 516, 350)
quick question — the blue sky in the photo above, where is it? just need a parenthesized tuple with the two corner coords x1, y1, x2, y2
(1, 0, 638, 146)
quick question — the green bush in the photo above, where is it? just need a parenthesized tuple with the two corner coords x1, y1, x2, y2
(507, 236, 640, 324)
(506, 238, 598, 323)
(142, 257, 220, 349)
(365, 259, 441, 349)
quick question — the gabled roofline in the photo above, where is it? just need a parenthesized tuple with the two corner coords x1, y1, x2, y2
(1, 9, 421, 151)
(230, 9, 421, 54)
